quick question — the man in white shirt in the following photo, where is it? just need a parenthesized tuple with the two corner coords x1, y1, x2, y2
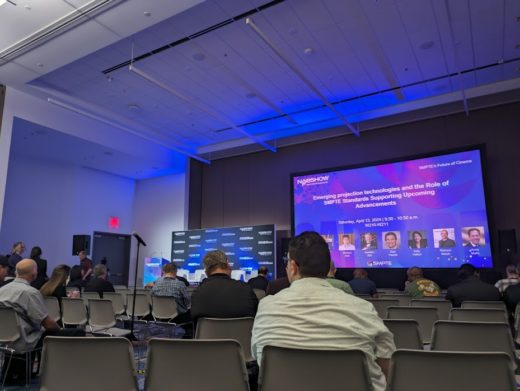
(251, 231, 395, 391)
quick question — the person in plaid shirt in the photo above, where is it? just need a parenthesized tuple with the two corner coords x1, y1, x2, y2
(151, 263, 191, 322)
(495, 264, 519, 295)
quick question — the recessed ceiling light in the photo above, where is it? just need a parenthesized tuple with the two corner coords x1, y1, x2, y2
(303, 48, 314, 56)
(106, 76, 113, 82)
(192, 53, 206, 61)
(419, 41, 435, 50)
(127, 103, 140, 110)
(144, 11, 151, 17)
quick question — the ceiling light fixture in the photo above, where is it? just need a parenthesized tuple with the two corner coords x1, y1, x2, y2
(245, 17, 360, 137)
(0, 0, 17, 6)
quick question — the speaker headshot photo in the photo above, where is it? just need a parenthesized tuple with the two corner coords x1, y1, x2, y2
(383, 231, 400, 250)
(361, 232, 378, 251)
(434, 228, 456, 248)
(338, 233, 355, 251)
(463, 227, 485, 248)
(408, 230, 427, 249)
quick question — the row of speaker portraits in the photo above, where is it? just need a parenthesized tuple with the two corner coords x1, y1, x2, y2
(322, 227, 486, 251)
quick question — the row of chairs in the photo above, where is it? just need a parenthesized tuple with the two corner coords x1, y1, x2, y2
(38, 337, 516, 391)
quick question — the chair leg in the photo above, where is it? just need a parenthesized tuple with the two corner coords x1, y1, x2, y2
(1, 351, 14, 390)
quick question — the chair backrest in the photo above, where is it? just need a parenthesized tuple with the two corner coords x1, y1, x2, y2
(367, 299, 400, 318)
(411, 299, 452, 320)
(81, 291, 100, 307)
(449, 308, 508, 323)
(195, 317, 255, 362)
(145, 339, 249, 391)
(102, 292, 126, 315)
(387, 306, 438, 344)
(0, 307, 21, 343)
(387, 350, 515, 391)
(88, 299, 116, 329)
(40, 337, 138, 391)
(151, 296, 178, 321)
(44, 296, 61, 322)
(126, 293, 150, 317)
(431, 321, 516, 362)
(383, 319, 423, 350)
(259, 346, 371, 391)
(61, 298, 88, 326)
(461, 301, 507, 310)
(253, 289, 266, 300)
(379, 294, 411, 306)
(114, 288, 129, 306)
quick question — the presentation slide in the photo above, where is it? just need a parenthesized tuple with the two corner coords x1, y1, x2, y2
(171, 224, 276, 277)
(292, 148, 493, 268)
(143, 257, 170, 286)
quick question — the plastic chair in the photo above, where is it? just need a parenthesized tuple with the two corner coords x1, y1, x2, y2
(126, 293, 150, 319)
(367, 299, 400, 318)
(40, 337, 138, 391)
(259, 346, 371, 391)
(387, 350, 516, 391)
(81, 291, 100, 307)
(461, 301, 507, 311)
(88, 299, 131, 337)
(145, 339, 249, 391)
(411, 299, 452, 320)
(103, 292, 127, 316)
(431, 321, 516, 363)
(61, 298, 88, 327)
(195, 317, 255, 362)
(383, 319, 423, 350)
(449, 308, 508, 323)
(379, 294, 411, 306)
(151, 296, 179, 322)
(44, 296, 61, 322)
(387, 306, 438, 344)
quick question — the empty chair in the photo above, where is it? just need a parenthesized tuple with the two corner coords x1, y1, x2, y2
(380, 294, 411, 306)
(40, 337, 138, 391)
(103, 292, 127, 316)
(258, 346, 371, 391)
(145, 339, 249, 391)
(461, 301, 507, 311)
(44, 296, 61, 322)
(387, 306, 438, 344)
(367, 299, 400, 319)
(411, 299, 452, 320)
(449, 308, 508, 323)
(88, 299, 131, 337)
(151, 296, 178, 322)
(81, 291, 100, 307)
(253, 289, 266, 300)
(195, 317, 255, 362)
(126, 293, 150, 319)
(387, 350, 515, 391)
(61, 298, 87, 327)
(431, 321, 516, 362)
(383, 319, 423, 350)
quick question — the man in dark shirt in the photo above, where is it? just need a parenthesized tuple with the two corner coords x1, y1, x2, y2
(248, 266, 269, 292)
(84, 264, 115, 298)
(503, 284, 520, 315)
(446, 263, 500, 307)
(0, 255, 12, 288)
(191, 250, 258, 323)
(266, 276, 290, 295)
(348, 268, 378, 297)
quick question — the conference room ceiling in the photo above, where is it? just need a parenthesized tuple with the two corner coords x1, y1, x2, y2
(3, 0, 520, 164)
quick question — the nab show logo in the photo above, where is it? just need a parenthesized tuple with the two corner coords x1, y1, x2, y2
(296, 175, 330, 187)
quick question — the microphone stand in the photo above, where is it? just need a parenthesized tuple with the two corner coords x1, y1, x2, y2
(128, 239, 141, 341)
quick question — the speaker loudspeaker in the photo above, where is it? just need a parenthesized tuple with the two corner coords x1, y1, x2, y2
(72, 235, 91, 256)
(498, 229, 517, 254)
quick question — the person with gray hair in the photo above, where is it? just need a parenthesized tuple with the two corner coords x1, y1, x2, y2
(190, 250, 258, 323)
(495, 264, 520, 294)
(84, 263, 115, 298)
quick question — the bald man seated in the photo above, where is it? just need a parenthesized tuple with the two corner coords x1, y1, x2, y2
(0, 259, 84, 383)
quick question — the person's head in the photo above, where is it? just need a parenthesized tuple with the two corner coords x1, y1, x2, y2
(385, 232, 398, 249)
(286, 231, 330, 283)
(506, 264, 518, 278)
(16, 259, 37, 282)
(29, 246, 42, 260)
(258, 266, 268, 277)
(353, 268, 368, 279)
(41, 264, 71, 296)
(364, 233, 373, 244)
(162, 263, 177, 276)
(0, 255, 9, 281)
(12, 241, 25, 255)
(203, 250, 230, 276)
(342, 235, 351, 245)
(412, 231, 423, 243)
(441, 229, 449, 240)
(468, 228, 481, 245)
(69, 265, 83, 282)
(93, 264, 108, 279)
(458, 263, 478, 280)
(78, 250, 86, 261)
(407, 266, 423, 282)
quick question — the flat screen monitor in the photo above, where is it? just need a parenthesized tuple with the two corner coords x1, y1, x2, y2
(291, 147, 493, 268)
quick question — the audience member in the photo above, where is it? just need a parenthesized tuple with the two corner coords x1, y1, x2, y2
(266, 276, 290, 295)
(326, 261, 353, 294)
(29, 246, 48, 290)
(446, 263, 500, 307)
(503, 283, 520, 315)
(151, 263, 191, 323)
(404, 266, 441, 298)
(176, 274, 190, 287)
(251, 231, 395, 391)
(67, 265, 87, 290)
(78, 250, 93, 281)
(248, 266, 269, 292)
(84, 264, 115, 298)
(349, 268, 378, 297)
(0, 255, 11, 288)
(0, 259, 84, 384)
(7, 241, 25, 276)
(190, 250, 258, 323)
(40, 264, 73, 301)
(495, 264, 519, 294)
